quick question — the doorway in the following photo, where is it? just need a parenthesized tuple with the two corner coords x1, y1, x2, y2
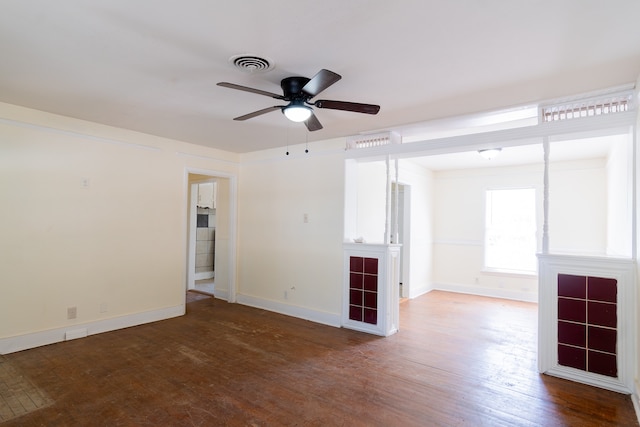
(186, 171, 237, 302)
(391, 183, 411, 298)
(191, 180, 216, 294)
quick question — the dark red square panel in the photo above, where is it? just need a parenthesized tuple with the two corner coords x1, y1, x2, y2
(558, 344, 586, 371)
(364, 257, 378, 275)
(349, 305, 363, 322)
(588, 350, 617, 378)
(350, 272, 363, 290)
(363, 274, 378, 292)
(363, 308, 377, 325)
(588, 326, 617, 354)
(558, 298, 586, 323)
(588, 301, 617, 328)
(350, 257, 364, 273)
(349, 289, 363, 306)
(558, 274, 586, 299)
(364, 291, 377, 309)
(558, 321, 586, 347)
(587, 277, 617, 303)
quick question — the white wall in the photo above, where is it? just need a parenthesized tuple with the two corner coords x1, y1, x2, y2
(548, 158, 607, 255)
(237, 139, 347, 325)
(397, 160, 434, 297)
(354, 161, 387, 243)
(432, 157, 609, 301)
(432, 162, 543, 301)
(0, 102, 239, 353)
(606, 135, 633, 257)
(347, 159, 434, 298)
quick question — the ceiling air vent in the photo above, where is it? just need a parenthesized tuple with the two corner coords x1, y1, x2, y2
(346, 131, 401, 150)
(229, 54, 274, 73)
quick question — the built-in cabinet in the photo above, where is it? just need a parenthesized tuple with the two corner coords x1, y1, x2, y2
(343, 243, 401, 336)
(538, 254, 635, 394)
(197, 182, 216, 209)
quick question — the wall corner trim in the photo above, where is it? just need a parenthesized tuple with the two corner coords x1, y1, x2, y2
(0, 305, 185, 355)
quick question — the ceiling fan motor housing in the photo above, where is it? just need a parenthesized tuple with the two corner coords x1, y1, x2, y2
(281, 77, 311, 99)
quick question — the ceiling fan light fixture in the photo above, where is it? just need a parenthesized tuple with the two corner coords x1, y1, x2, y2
(283, 104, 312, 122)
(478, 148, 502, 160)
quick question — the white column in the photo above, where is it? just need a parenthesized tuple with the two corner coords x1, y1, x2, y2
(393, 158, 399, 244)
(542, 137, 550, 254)
(384, 155, 391, 244)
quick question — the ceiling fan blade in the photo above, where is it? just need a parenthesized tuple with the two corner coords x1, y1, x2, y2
(217, 82, 284, 100)
(301, 69, 342, 97)
(233, 106, 282, 121)
(314, 99, 380, 115)
(305, 112, 323, 131)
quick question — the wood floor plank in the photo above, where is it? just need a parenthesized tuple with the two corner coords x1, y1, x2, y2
(1, 290, 637, 426)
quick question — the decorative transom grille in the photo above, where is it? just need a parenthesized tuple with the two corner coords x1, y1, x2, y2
(346, 131, 401, 150)
(542, 93, 632, 122)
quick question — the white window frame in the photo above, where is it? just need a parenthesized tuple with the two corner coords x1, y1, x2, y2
(484, 187, 538, 276)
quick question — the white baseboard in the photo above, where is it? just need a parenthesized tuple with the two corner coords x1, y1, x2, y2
(432, 282, 538, 303)
(634, 382, 640, 425)
(0, 305, 185, 355)
(213, 288, 229, 301)
(408, 283, 433, 299)
(195, 271, 214, 280)
(236, 294, 341, 328)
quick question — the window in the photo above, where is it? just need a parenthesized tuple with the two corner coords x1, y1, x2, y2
(485, 188, 537, 274)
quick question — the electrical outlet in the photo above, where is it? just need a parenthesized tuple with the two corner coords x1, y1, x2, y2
(80, 177, 91, 189)
(303, 213, 309, 223)
(100, 302, 108, 313)
(67, 306, 77, 319)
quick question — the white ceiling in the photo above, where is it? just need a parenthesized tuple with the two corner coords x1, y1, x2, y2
(1, 1, 640, 153)
(408, 136, 620, 171)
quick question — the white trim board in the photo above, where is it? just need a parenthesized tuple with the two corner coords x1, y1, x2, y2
(195, 271, 214, 280)
(633, 382, 640, 425)
(0, 305, 184, 355)
(408, 283, 432, 299)
(432, 282, 538, 303)
(236, 294, 341, 328)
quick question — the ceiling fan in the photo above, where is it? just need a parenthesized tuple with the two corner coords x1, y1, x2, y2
(217, 69, 380, 131)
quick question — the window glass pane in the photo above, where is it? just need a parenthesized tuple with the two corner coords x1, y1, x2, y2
(485, 188, 537, 273)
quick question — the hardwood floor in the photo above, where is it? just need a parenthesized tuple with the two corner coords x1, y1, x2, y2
(2, 291, 637, 426)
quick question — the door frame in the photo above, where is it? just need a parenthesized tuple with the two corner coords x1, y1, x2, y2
(392, 182, 412, 298)
(184, 168, 238, 303)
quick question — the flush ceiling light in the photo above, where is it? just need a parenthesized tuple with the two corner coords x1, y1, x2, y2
(478, 148, 502, 160)
(283, 102, 312, 122)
